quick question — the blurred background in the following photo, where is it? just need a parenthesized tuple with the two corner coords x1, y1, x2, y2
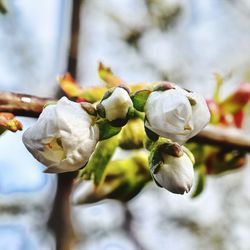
(1, 0, 250, 249)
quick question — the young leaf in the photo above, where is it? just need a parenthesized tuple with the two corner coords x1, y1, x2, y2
(98, 62, 125, 88)
(131, 90, 151, 112)
(58, 73, 106, 102)
(80, 134, 120, 185)
(0, 113, 23, 132)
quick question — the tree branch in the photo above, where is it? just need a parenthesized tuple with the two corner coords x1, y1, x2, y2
(191, 124, 250, 151)
(0, 92, 249, 155)
(0, 91, 54, 118)
(1, 92, 250, 153)
(47, 1, 83, 250)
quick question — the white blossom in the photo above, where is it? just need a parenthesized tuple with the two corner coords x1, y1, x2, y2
(153, 152, 194, 194)
(22, 97, 99, 173)
(101, 87, 133, 121)
(145, 86, 210, 144)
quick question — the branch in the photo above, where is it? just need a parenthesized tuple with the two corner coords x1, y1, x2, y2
(192, 124, 250, 152)
(1, 92, 250, 152)
(47, 1, 83, 250)
(0, 91, 54, 118)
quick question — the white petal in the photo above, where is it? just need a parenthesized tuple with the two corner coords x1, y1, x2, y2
(22, 97, 99, 173)
(187, 92, 210, 139)
(145, 89, 192, 144)
(101, 87, 133, 121)
(154, 153, 194, 194)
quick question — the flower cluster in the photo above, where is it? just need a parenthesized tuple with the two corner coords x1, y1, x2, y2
(144, 83, 210, 194)
(22, 79, 210, 197)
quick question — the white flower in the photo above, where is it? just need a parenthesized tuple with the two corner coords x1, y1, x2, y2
(22, 97, 99, 173)
(145, 86, 210, 144)
(101, 87, 133, 122)
(153, 150, 194, 194)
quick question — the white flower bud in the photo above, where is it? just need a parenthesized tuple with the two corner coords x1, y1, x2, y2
(101, 87, 133, 122)
(153, 151, 194, 194)
(145, 86, 210, 144)
(22, 97, 99, 173)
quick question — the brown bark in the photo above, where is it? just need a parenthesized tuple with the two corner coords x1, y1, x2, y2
(47, 1, 83, 250)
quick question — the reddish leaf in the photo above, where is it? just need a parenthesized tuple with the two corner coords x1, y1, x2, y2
(0, 112, 23, 132)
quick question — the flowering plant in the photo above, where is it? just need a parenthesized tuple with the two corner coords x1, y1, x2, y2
(19, 64, 210, 200)
(1, 65, 250, 203)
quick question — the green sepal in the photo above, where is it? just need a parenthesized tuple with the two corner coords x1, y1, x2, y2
(131, 89, 151, 112)
(150, 162, 161, 175)
(182, 146, 195, 164)
(101, 88, 114, 101)
(97, 119, 121, 141)
(80, 102, 97, 116)
(144, 125, 159, 141)
(110, 118, 128, 127)
(148, 145, 162, 173)
(109, 106, 134, 127)
(148, 146, 163, 188)
(192, 166, 206, 198)
(153, 82, 175, 92)
(126, 106, 135, 119)
(187, 96, 196, 106)
(152, 175, 163, 188)
(159, 142, 183, 157)
(96, 103, 106, 118)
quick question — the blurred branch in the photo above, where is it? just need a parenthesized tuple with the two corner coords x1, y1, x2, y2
(122, 203, 145, 250)
(1, 92, 250, 153)
(191, 125, 250, 152)
(0, 91, 54, 118)
(48, 172, 78, 250)
(48, 1, 83, 250)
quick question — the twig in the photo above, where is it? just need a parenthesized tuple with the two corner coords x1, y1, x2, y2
(1, 92, 250, 153)
(47, 1, 83, 250)
(191, 125, 250, 152)
(122, 203, 145, 250)
(0, 91, 54, 118)
(48, 172, 78, 250)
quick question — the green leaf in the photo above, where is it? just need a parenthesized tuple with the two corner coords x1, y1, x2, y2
(192, 167, 206, 198)
(97, 119, 121, 140)
(98, 62, 125, 88)
(77, 152, 151, 204)
(80, 134, 120, 185)
(131, 90, 151, 112)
